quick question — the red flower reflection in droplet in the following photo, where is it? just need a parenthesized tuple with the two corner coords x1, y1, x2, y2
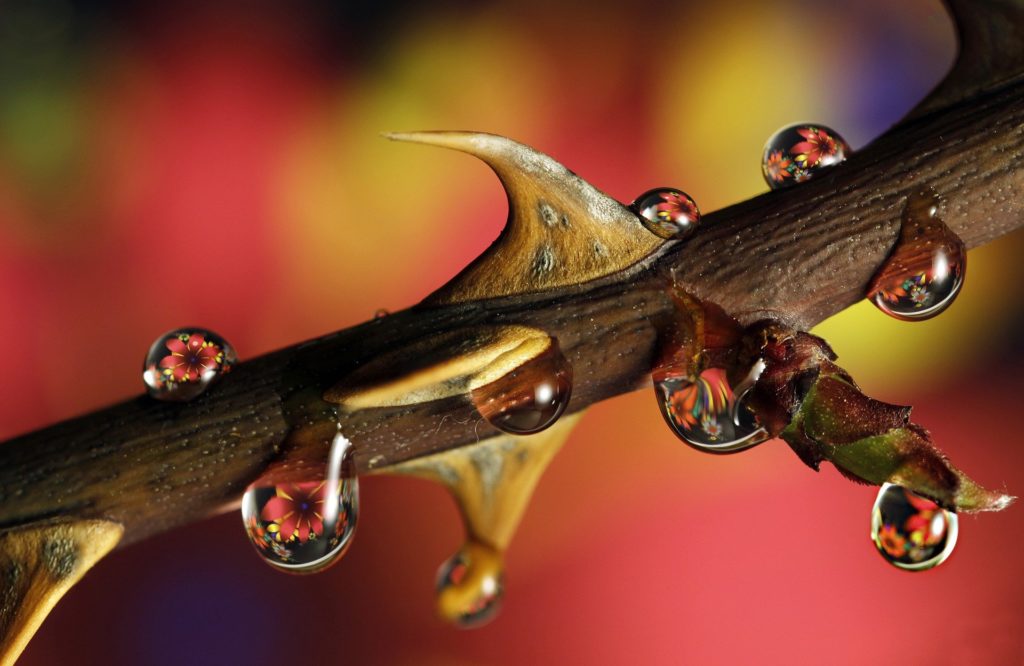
(790, 127, 839, 167)
(260, 482, 326, 543)
(654, 190, 699, 225)
(877, 523, 907, 557)
(159, 333, 222, 382)
(764, 149, 792, 183)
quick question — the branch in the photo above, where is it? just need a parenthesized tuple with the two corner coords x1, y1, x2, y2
(1, 0, 1023, 659)
(6, 51, 1023, 546)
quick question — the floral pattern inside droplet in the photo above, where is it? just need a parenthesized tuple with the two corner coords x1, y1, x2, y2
(655, 363, 768, 453)
(143, 328, 236, 401)
(631, 187, 701, 240)
(867, 190, 966, 321)
(871, 483, 958, 571)
(242, 432, 359, 574)
(762, 123, 849, 190)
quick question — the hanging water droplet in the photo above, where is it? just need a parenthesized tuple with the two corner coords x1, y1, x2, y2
(143, 328, 236, 401)
(871, 483, 958, 571)
(762, 123, 849, 189)
(630, 187, 701, 240)
(241, 431, 358, 574)
(435, 542, 505, 628)
(471, 342, 572, 435)
(867, 190, 966, 321)
(654, 361, 768, 453)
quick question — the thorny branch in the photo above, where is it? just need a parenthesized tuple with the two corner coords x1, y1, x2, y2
(1, 1, 1023, 549)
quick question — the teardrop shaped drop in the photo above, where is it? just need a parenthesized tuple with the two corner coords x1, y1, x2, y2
(143, 328, 236, 401)
(871, 483, 958, 571)
(471, 342, 572, 435)
(867, 191, 966, 321)
(435, 542, 505, 629)
(762, 123, 849, 189)
(241, 432, 359, 574)
(630, 188, 701, 240)
(655, 361, 768, 453)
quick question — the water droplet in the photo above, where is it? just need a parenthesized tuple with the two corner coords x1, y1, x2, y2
(867, 190, 965, 321)
(871, 483, 957, 571)
(435, 542, 504, 628)
(374, 308, 390, 319)
(654, 361, 768, 453)
(143, 328, 236, 401)
(630, 188, 701, 240)
(471, 342, 572, 435)
(762, 123, 849, 189)
(241, 432, 358, 574)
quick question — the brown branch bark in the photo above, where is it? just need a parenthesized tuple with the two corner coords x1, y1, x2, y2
(2, 4, 1024, 550)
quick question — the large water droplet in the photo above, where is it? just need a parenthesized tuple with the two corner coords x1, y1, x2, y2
(241, 432, 358, 574)
(871, 483, 958, 571)
(471, 342, 572, 435)
(143, 328, 236, 401)
(630, 187, 701, 240)
(867, 191, 965, 321)
(435, 542, 505, 628)
(762, 123, 848, 189)
(655, 361, 768, 453)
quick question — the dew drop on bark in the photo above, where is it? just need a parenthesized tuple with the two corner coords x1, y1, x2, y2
(761, 123, 849, 189)
(241, 431, 358, 574)
(871, 483, 957, 571)
(471, 343, 572, 435)
(630, 187, 701, 240)
(143, 328, 236, 401)
(866, 190, 965, 321)
(654, 360, 769, 453)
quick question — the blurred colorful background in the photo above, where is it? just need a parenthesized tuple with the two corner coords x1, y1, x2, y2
(2, 0, 1023, 664)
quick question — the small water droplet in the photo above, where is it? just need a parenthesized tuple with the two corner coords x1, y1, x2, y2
(654, 361, 768, 453)
(471, 342, 572, 435)
(762, 123, 848, 189)
(867, 190, 965, 321)
(871, 483, 957, 571)
(435, 542, 504, 628)
(241, 432, 358, 574)
(630, 188, 701, 240)
(143, 328, 236, 401)
(374, 308, 390, 319)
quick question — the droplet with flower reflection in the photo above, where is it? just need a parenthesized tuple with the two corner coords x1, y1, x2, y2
(762, 123, 848, 189)
(241, 432, 358, 574)
(867, 190, 965, 321)
(654, 361, 768, 453)
(435, 541, 505, 628)
(871, 483, 958, 571)
(471, 342, 572, 435)
(143, 328, 236, 401)
(630, 188, 701, 240)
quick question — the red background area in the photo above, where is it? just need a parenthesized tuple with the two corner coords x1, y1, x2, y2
(1, 1, 1022, 664)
